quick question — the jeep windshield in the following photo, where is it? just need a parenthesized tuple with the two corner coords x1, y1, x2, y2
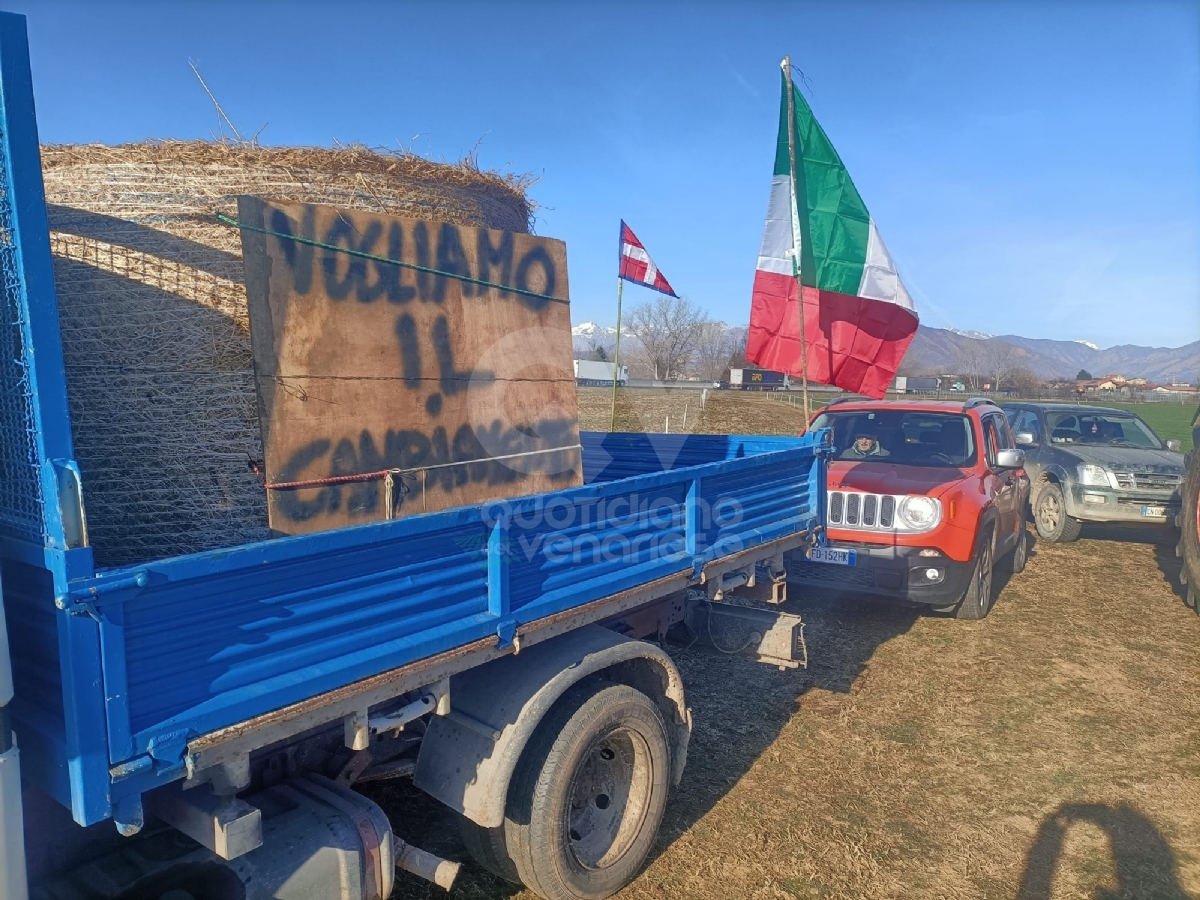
(811, 409, 978, 468)
(1046, 411, 1163, 450)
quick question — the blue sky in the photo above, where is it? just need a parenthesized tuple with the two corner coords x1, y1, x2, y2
(17, 0, 1200, 349)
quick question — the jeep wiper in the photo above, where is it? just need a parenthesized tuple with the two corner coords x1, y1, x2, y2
(1107, 439, 1139, 447)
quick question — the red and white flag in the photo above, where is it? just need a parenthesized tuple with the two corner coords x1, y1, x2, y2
(619, 221, 677, 296)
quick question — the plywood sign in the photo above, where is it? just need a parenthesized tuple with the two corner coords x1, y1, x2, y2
(238, 197, 581, 536)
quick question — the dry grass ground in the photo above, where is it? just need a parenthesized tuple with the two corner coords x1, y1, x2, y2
(576, 386, 811, 435)
(371, 390, 1200, 900)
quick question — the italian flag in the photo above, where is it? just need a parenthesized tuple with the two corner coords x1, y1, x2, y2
(747, 70, 918, 399)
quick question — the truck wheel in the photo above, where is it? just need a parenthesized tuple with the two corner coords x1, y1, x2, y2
(1034, 483, 1082, 543)
(504, 682, 671, 900)
(956, 529, 995, 620)
(1178, 448, 1200, 615)
(460, 816, 521, 883)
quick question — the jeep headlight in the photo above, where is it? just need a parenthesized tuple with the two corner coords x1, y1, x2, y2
(1078, 464, 1112, 487)
(898, 496, 940, 530)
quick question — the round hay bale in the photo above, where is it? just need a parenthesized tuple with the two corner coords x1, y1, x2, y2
(42, 140, 533, 567)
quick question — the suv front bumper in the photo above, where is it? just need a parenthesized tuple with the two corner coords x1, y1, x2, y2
(1065, 484, 1180, 525)
(784, 541, 974, 607)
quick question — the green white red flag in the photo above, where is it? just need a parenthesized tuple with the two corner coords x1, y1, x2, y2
(747, 69, 918, 399)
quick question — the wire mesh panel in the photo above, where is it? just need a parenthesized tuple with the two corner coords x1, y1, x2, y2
(41, 141, 534, 567)
(0, 128, 46, 545)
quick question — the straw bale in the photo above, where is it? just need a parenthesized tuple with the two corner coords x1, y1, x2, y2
(43, 140, 533, 567)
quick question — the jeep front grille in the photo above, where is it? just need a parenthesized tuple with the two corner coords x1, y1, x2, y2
(880, 495, 895, 527)
(827, 490, 937, 534)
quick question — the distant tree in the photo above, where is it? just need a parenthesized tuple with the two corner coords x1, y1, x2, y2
(1076, 369, 1093, 381)
(692, 322, 738, 381)
(723, 328, 749, 380)
(981, 340, 1022, 392)
(1008, 367, 1042, 397)
(626, 296, 710, 380)
(592, 344, 608, 362)
(953, 341, 987, 391)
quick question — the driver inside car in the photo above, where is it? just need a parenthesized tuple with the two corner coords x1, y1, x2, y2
(844, 430, 890, 459)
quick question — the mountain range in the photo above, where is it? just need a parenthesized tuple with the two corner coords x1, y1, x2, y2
(572, 321, 1200, 383)
(906, 327, 1199, 383)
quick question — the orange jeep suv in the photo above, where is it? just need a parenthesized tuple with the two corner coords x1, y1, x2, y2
(787, 397, 1031, 619)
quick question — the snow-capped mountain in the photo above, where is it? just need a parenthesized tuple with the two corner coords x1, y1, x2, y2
(571, 321, 620, 354)
(571, 321, 615, 340)
(946, 326, 994, 340)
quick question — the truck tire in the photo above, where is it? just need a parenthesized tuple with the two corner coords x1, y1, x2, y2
(460, 816, 522, 884)
(1178, 447, 1200, 614)
(1034, 482, 1082, 543)
(956, 528, 995, 620)
(503, 682, 671, 900)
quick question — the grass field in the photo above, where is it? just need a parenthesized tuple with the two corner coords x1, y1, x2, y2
(367, 388, 1200, 900)
(577, 388, 1198, 452)
(575, 386, 811, 436)
(1085, 401, 1197, 452)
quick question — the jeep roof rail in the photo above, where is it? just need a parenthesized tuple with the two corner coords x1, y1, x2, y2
(963, 397, 999, 411)
(823, 396, 858, 408)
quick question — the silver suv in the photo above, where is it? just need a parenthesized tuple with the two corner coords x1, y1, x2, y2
(1001, 403, 1184, 542)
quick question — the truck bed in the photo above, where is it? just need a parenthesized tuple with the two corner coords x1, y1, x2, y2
(3, 430, 825, 826)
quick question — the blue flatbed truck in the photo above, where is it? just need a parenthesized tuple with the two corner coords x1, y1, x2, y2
(0, 14, 829, 900)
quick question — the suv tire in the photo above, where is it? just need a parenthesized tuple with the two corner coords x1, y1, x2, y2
(1034, 483, 1082, 543)
(1004, 525, 1028, 575)
(1178, 447, 1200, 615)
(955, 528, 995, 620)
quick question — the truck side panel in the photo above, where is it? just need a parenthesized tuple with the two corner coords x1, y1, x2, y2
(22, 438, 822, 824)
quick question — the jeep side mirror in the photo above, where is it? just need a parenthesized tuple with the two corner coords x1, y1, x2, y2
(1166, 439, 1182, 453)
(995, 448, 1025, 469)
(1014, 431, 1036, 447)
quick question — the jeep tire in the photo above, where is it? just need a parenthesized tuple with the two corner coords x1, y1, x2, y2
(1004, 525, 1028, 575)
(1034, 482, 1082, 543)
(956, 528, 996, 620)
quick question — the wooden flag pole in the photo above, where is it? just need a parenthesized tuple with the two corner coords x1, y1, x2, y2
(783, 55, 811, 423)
(609, 275, 625, 432)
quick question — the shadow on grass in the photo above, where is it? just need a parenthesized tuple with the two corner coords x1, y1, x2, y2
(652, 590, 919, 858)
(1077, 521, 1176, 547)
(1154, 539, 1189, 605)
(1017, 803, 1190, 900)
(1072, 521, 1188, 607)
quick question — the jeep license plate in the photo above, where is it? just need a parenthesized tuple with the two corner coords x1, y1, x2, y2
(810, 547, 857, 566)
(1141, 506, 1167, 518)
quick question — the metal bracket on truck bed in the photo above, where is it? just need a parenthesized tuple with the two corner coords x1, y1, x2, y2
(683, 600, 807, 670)
(701, 531, 808, 602)
(145, 781, 263, 860)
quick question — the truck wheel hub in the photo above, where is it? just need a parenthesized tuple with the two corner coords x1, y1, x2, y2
(568, 727, 651, 869)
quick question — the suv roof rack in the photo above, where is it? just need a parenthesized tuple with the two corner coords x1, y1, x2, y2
(963, 397, 999, 411)
(823, 396, 859, 408)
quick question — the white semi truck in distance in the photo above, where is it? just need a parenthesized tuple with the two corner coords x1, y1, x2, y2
(573, 359, 628, 387)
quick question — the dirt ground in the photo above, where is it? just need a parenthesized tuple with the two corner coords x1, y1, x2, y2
(370, 390, 1200, 900)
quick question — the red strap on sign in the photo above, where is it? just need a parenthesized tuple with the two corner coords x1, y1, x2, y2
(264, 469, 395, 491)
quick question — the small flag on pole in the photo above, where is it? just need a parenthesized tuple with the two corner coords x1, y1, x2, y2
(619, 221, 678, 297)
